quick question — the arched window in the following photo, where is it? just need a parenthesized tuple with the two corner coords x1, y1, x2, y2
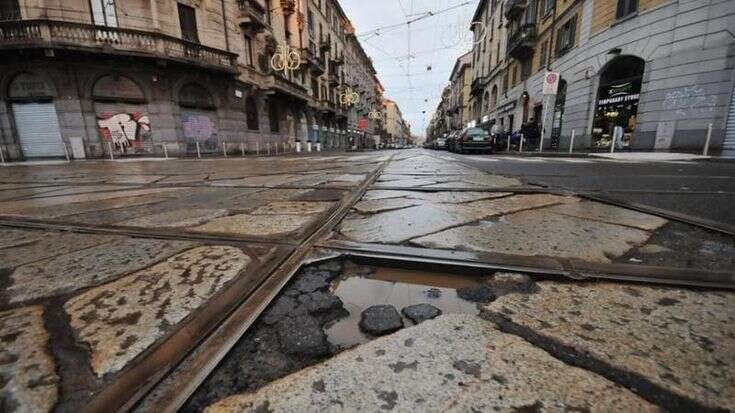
(246, 96, 259, 130)
(491, 85, 498, 109)
(268, 99, 280, 133)
(92, 75, 145, 102)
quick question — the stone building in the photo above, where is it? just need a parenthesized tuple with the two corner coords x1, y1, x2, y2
(0, 0, 385, 160)
(448, 52, 473, 130)
(383, 99, 410, 147)
(465, 0, 735, 153)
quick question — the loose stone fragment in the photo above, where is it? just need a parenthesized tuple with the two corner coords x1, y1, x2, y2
(359, 305, 404, 336)
(65, 246, 250, 377)
(402, 304, 442, 323)
(0, 306, 59, 413)
(457, 284, 497, 303)
(277, 315, 331, 357)
(298, 291, 343, 314)
(292, 274, 329, 293)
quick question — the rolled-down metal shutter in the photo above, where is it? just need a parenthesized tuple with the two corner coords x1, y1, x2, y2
(724, 87, 735, 156)
(12, 102, 65, 158)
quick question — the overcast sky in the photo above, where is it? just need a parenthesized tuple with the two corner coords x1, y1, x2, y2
(340, 0, 480, 137)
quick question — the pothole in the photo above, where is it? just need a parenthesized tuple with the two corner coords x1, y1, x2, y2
(182, 258, 501, 412)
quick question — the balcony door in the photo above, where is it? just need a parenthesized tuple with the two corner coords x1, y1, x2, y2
(90, 0, 118, 27)
(178, 3, 199, 43)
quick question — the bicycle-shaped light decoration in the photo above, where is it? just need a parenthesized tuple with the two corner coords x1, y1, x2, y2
(270, 44, 302, 74)
(338, 86, 360, 106)
(368, 110, 382, 120)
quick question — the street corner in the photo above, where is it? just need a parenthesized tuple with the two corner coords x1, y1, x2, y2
(481, 281, 735, 411)
(204, 314, 658, 413)
(63, 245, 252, 377)
(0, 306, 59, 413)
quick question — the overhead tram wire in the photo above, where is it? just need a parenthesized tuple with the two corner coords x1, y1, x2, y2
(355, 1, 478, 39)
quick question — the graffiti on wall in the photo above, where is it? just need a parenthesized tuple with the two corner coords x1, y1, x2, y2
(97, 113, 151, 149)
(663, 86, 717, 117)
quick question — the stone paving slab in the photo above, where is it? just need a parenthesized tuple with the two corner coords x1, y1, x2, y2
(206, 314, 656, 412)
(412, 208, 651, 263)
(249, 201, 334, 215)
(65, 245, 251, 377)
(0, 306, 59, 413)
(0, 231, 119, 269)
(1, 193, 172, 219)
(545, 200, 669, 231)
(353, 198, 424, 214)
(0, 187, 183, 214)
(5, 238, 197, 304)
(483, 280, 735, 411)
(119, 209, 229, 228)
(190, 214, 316, 238)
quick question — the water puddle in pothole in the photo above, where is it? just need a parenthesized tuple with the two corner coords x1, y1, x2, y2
(325, 265, 489, 348)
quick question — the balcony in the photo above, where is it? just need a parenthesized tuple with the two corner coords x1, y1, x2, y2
(0, 20, 237, 73)
(301, 45, 325, 74)
(505, 0, 526, 19)
(507, 24, 536, 60)
(238, 0, 269, 33)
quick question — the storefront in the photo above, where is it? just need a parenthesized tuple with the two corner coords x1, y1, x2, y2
(7, 72, 65, 159)
(592, 56, 645, 149)
(179, 83, 219, 155)
(93, 75, 151, 156)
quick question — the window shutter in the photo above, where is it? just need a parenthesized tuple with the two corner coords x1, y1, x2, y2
(616, 0, 627, 19)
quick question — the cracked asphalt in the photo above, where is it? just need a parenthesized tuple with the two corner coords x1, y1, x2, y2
(0, 149, 733, 412)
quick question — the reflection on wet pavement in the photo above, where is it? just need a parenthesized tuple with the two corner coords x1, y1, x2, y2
(325, 266, 484, 348)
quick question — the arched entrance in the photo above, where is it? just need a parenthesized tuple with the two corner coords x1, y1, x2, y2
(592, 55, 645, 149)
(93, 75, 150, 155)
(7, 72, 65, 158)
(179, 83, 218, 154)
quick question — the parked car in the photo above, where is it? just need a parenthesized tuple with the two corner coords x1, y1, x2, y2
(455, 127, 494, 154)
(433, 137, 447, 150)
(446, 131, 459, 152)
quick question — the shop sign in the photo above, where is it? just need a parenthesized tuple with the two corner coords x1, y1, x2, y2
(598, 94, 640, 106)
(358, 117, 368, 131)
(497, 101, 516, 114)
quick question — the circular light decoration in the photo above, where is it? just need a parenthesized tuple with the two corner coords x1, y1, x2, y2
(271, 44, 302, 73)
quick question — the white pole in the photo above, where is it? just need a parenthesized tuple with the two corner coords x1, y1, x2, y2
(108, 142, 114, 160)
(610, 133, 616, 154)
(569, 130, 575, 154)
(162, 143, 169, 159)
(507, 132, 511, 152)
(0, 145, 5, 165)
(240, 142, 245, 157)
(196, 141, 201, 159)
(519, 133, 524, 153)
(267, 142, 271, 155)
(703, 123, 712, 156)
(539, 96, 549, 153)
(223, 142, 228, 158)
(256, 141, 260, 155)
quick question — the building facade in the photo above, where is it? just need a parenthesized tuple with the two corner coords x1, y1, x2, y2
(383, 99, 410, 147)
(0, 0, 386, 160)
(461, 0, 735, 153)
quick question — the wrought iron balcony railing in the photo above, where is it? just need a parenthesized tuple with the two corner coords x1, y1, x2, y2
(507, 24, 537, 60)
(238, 0, 268, 31)
(0, 19, 237, 72)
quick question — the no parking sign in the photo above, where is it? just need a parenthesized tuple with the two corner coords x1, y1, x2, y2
(543, 72, 560, 95)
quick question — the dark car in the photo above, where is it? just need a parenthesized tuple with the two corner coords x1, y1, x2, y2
(455, 127, 494, 154)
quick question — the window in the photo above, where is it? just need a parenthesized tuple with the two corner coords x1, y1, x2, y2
(525, 0, 538, 25)
(616, 0, 638, 19)
(243, 35, 253, 66)
(178, 3, 199, 43)
(90, 0, 118, 27)
(543, 0, 555, 16)
(246, 96, 259, 130)
(511, 66, 517, 85)
(555, 15, 577, 56)
(0, 0, 20, 21)
(539, 39, 548, 68)
(265, 0, 271, 24)
(307, 10, 315, 35)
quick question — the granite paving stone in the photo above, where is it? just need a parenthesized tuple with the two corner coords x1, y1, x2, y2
(545, 200, 669, 231)
(7, 238, 197, 303)
(64, 246, 251, 377)
(190, 214, 315, 237)
(0, 306, 59, 413)
(483, 281, 735, 411)
(0, 231, 119, 270)
(120, 209, 229, 228)
(413, 208, 652, 263)
(205, 315, 657, 412)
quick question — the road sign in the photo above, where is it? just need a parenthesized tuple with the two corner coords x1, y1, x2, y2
(543, 72, 560, 95)
(358, 118, 368, 131)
